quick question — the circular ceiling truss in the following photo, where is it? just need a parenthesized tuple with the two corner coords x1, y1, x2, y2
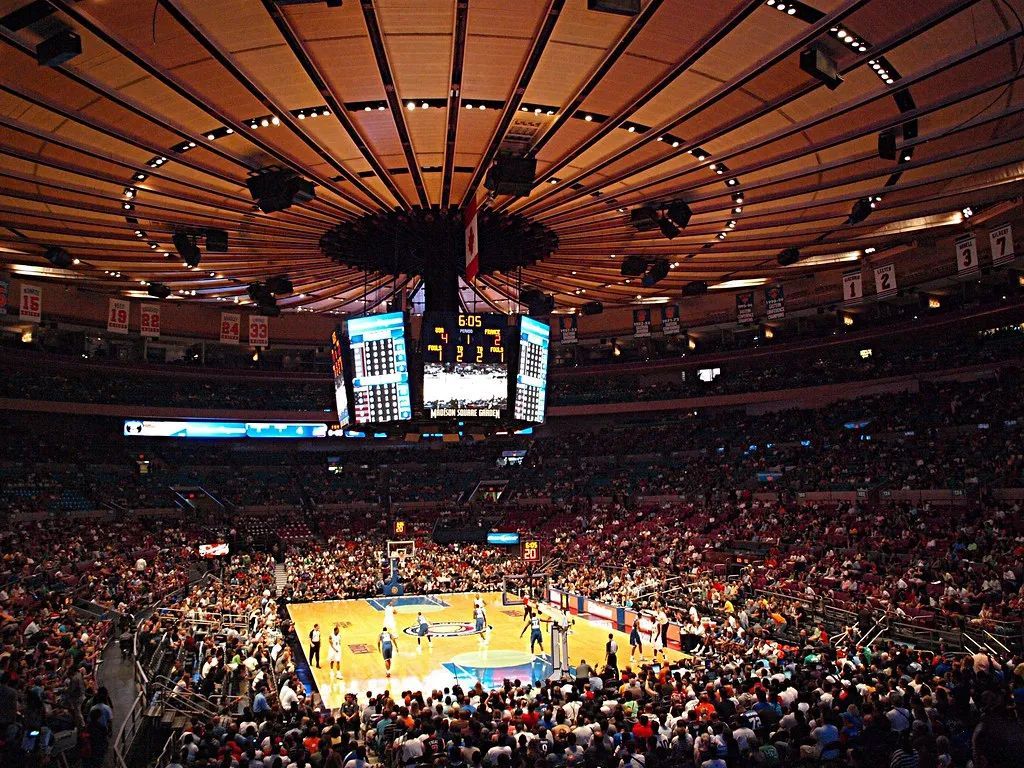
(0, 0, 1023, 316)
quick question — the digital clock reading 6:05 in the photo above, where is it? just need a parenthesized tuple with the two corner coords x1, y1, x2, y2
(424, 312, 506, 364)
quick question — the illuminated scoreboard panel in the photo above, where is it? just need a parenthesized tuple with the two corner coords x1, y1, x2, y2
(422, 312, 508, 418)
(347, 312, 411, 424)
(329, 329, 350, 427)
(514, 316, 549, 423)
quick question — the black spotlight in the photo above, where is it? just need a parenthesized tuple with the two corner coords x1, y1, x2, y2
(878, 129, 897, 161)
(173, 232, 201, 268)
(848, 198, 874, 225)
(630, 206, 660, 232)
(777, 247, 801, 266)
(247, 282, 270, 302)
(581, 301, 604, 315)
(657, 218, 680, 240)
(147, 282, 171, 299)
(521, 289, 555, 316)
(205, 229, 228, 253)
(36, 30, 81, 67)
(665, 200, 693, 229)
(484, 155, 537, 198)
(620, 256, 647, 276)
(43, 246, 73, 268)
(587, 0, 640, 15)
(799, 46, 842, 90)
(246, 169, 316, 213)
(681, 280, 708, 296)
(265, 275, 294, 296)
(642, 259, 670, 287)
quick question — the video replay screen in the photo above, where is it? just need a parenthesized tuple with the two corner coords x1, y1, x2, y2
(422, 312, 508, 418)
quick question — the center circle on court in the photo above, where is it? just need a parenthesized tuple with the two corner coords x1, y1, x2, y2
(402, 621, 477, 638)
(449, 650, 536, 668)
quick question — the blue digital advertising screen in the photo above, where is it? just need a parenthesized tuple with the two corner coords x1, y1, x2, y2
(123, 421, 328, 438)
(486, 531, 521, 546)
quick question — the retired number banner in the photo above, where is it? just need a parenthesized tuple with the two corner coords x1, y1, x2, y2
(842, 271, 863, 304)
(20, 284, 41, 322)
(954, 234, 978, 275)
(989, 224, 1015, 266)
(632, 308, 652, 338)
(248, 314, 269, 348)
(107, 298, 129, 334)
(140, 303, 161, 338)
(660, 304, 681, 335)
(874, 263, 897, 299)
(0, 276, 8, 315)
(220, 312, 241, 344)
(736, 291, 754, 324)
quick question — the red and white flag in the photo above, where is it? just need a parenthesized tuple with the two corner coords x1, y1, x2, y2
(464, 193, 480, 282)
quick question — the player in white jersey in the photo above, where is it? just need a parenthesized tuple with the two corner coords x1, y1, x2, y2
(378, 627, 398, 677)
(383, 599, 397, 634)
(327, 624, 343, 679)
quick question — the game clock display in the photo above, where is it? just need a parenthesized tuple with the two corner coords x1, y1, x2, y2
(347, 312, 412, 424)
(423, 312, 508, 418)
(514, 316, 549, 423)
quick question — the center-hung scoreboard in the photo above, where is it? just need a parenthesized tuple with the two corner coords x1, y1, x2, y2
(331, 312, 549, 427)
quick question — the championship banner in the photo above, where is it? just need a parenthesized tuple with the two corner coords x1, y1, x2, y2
(632, 308, 652, 338)
(764, 284, 785, 320)
(248, 314, 269, 348)
(736, 291, 754, 324)
(220, 312, 241, 344)
(557, 314, 577, 344)
(464, 194, 480, 282)
(19, 284, 41, 322)
(107, 298, 129, 334)
(954, 234, 978, 275)
(842, 271, 863, 304)
(0, 276, 8, 315)
(989, 223, 1015, 266)
(873, 263, 897, 299)
(660, 303, 681, 335)
(140, 303, 160, 338)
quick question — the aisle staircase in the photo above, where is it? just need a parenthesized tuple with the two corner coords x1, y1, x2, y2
(274, 563, 288, 595)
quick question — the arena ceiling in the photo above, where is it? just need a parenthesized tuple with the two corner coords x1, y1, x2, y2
(1, 0, 1023, 315)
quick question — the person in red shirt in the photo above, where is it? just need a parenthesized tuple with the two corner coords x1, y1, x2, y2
(632, 715, 655, 740)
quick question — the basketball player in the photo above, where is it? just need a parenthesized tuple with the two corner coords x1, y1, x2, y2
(651, 622, 666, 663)
(327, 624, 343, 679)
(472, 601, 493, 637)
(378, 625, 398, 677)
(384, 599, 398, 635)
(629, 619, 643, 662)
(415, 611, 431, 648)
(520, 611, 549, 653)
(523, 597, 536, 623)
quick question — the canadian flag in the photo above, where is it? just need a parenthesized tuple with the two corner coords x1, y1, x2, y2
(464, 193, 480, 282)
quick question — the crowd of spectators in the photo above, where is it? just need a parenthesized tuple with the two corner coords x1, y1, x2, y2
(3, 316, 1022, 411)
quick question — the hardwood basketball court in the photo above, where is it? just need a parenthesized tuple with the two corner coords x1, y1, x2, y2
(287, 592, 684, 708)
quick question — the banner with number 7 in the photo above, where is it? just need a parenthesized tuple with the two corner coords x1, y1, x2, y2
(989, 224, 1015, 267)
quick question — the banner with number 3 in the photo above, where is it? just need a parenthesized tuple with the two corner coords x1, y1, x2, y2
(955, 234, 978, 275)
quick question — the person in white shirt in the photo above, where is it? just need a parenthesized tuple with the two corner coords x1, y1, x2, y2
(384, 600, 397, 634)
(279, 680, 299, 712)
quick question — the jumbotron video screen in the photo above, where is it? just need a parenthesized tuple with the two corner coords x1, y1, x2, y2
(422, 312, 508, 418)
(346, 312, 412, 424)
(329, 329, 350, 427)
